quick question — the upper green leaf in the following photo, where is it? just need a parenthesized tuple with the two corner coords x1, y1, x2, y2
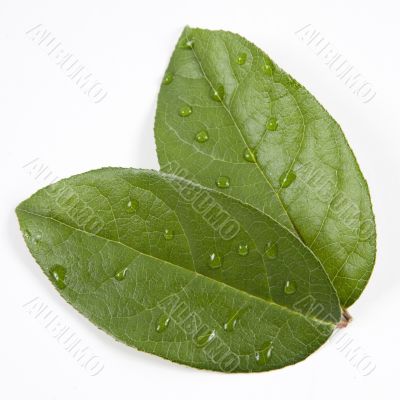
(16, 168, 340, 372)
(154, 27, 376, 307)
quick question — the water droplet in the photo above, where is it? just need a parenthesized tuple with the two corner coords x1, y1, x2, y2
(216, 176, 230, 189)
(195, 130, 209, 143)
(236, 53, 247, 65)
(32, 233, 42, 244)
(156, 314, 170, 333)
(284, 280, 297, 295)
(279, 170, 296, 188)
(178, 105, 192, 117)
(114, 268, 128, 281)
(195, 329, 216, 347)
(127, 198, 139, 213)
(263, 62, 273, 76)
(23, 230, 31, 240)
(163, 228, 174, 240)
(237, 243, 249, 256)
(163, 72, 173, 85)
(49, 265, 67, 289)
(223, 310, 242, 332)
(211, 84, 225, 102)
(181, 38, 194, 49)
(255, 341, 273, 366)
(265, 242, 278, 259)
(266, 117, 278, 131)
(209, 253, 222, 269)
(243, 148, 256, 163)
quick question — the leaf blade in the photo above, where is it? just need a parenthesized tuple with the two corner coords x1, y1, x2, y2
(17, 168, 340, 372)
(154, 27, 376, 306)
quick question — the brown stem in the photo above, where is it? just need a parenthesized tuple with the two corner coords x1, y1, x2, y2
(336, 308, 353, 329)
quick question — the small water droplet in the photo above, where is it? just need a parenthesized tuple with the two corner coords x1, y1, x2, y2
(237, 243, 249, 256)
(163, 72, 173, 85)
(156, 314, 170, 333)
(49, 265, 67, 289)
(279, 170, 296, 188)
(163, 228, 174, 240)
(211, 84, 225, 102)
(223, 309, 243, 332)
(114, 268, 128, 281)
(265, 242, 278, 259)
(236, 53, 247, 65)
(195, 130, 209, 143)
(255, 341, 273, 366)
(209, 253, 222, 269)
(263, 62, 273, 76)
(127, 198, 139, 213)
(178, 105, 192, 117)
(284, 280, 297, 295)
(266, 117, 278, 131)
(216, 176, 230, 189)
(32, 233, 42, 244)
(181, 38, 194, 49)
(23, 230, 31, 240)
(195, 329, 216, 347)
(243, 148, 256, 163)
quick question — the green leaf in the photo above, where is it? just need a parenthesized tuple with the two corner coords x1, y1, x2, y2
(154, 27, 376, 307)
(16, 168, 340, 372)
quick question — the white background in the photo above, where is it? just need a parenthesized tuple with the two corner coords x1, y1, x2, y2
(1, 0, 399, 399)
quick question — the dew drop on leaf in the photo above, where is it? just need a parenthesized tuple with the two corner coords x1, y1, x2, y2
(266, 117, 278, 131)
(195, 329, 216, 347)
(195, 130, 209, 143)
(223, 310, 242, 332)
(178, 105, 192, 117)
(236, 53, 247, 65)
(279, 170, 296, 188)
(255, 341, 273, 366)
(49, 265, 67, 289)
(209, 253, 222, 269)
(263, 62, 273, 76)
(156, 314, 170, 333)
(163, 72, 174, 85)
(284, 280, 297, 295)
(237, 243, 249, 256)
(243, 148, 257, 163)
(163, 228, 174, 240)
(215, 176, 230, 189)
(127, 198, 139, 213)
(114, 267, 128, 281)
(211, 84, 225, 102)
(265, 242, 278, 259)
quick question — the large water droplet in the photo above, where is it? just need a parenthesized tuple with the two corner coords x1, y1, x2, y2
(266, 117, 278, 131)
(243, 148, 256, 163)
(163, 228, 174, 240)
(223, 310, 242, 332)
(255, 341, 273, 366)
(209, 253, 222, 269)
(284, 280, 297, 295)
(114, 267, 128, 281)
(163, 72, 173, 85)
(49, 265, 67, 289)
(211, 84, 225, 102)
(265, 242, 278, 259)
(195, 329, 216, 347)
(127, 198, 139, 213)
(216, 176, 230, 189)
(178, 105, 192, 117)
(156, 314, 170, 333)
(279, 170, 296, 188)
(195, 130, 209, 143)
(237, 243, 249, 256)
(236, 53, 247, 65)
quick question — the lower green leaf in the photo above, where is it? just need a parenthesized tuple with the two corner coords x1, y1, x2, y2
(17, 168, 340, 372)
